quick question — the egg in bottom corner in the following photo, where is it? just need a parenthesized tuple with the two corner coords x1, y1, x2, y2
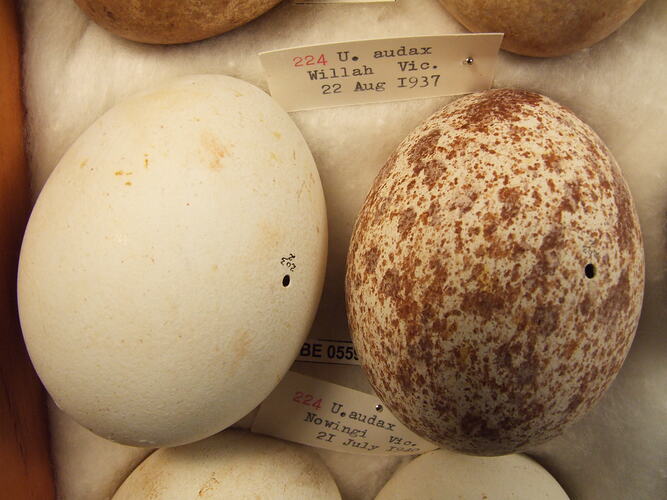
(111, 430, 342, 499)
(376, 449, 569, 500)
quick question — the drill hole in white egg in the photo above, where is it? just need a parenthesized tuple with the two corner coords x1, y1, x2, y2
(282, 274, 291, 287)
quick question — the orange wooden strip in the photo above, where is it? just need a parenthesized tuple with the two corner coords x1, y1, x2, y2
(0, 0, 56, 498)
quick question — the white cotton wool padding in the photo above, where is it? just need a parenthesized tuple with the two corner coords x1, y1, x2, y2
(20, 0, 667, 499)
(48, 400, 153, 500)
(313, 450, 409, 500)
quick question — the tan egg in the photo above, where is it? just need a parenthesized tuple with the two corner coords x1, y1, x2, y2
(73, 0, 284, 44)
(112, 430, 342, 499)
(376, 449, 569, 500)
(438, 0, 646, 57)
(346, 89, 644, 456)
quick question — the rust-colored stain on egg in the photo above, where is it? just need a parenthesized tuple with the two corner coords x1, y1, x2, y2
(201, 131, 231, 170)
(346, 89, 644, 455)
(197, 473, 220, 496)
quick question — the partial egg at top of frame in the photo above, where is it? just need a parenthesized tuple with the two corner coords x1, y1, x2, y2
(73, 0, 285, 44)
(112, 430, 342, 500)
(438, 0, 646, 57)
(17, 74, 328, 447)
(345, 88, 644, 456)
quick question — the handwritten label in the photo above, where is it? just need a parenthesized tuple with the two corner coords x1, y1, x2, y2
(297, 338, 361, 366)
(280, 253, 297, 272)
(251, 371, 439, 455)
(259, 34, 502, 111)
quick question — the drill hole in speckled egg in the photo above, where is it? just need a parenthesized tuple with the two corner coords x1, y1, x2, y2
(345, 88, 645, 456)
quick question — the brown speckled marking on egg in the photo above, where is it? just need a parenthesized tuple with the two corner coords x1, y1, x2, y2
(346, 89, 644, 456)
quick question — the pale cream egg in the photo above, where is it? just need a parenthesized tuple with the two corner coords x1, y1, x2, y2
(112, 430, 342, 499)
(18, 74, 327, 447)
(376, 449, 569, 499)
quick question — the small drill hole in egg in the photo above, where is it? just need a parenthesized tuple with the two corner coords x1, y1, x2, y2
(282, 275, 291, 287)
(585, 263, 596, 279)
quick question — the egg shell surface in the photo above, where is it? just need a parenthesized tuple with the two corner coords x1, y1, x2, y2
(112, 430, 342, 500)
(438, 0, 646, 57)
(346, 89, 644, 455)
(18, 74, 327, 447)
(376, 449, 569, 500)
(73, 0, 284, 44)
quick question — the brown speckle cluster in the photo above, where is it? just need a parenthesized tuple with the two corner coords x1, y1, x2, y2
(346, 89, 644, 455)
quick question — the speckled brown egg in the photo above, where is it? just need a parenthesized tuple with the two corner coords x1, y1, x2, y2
(73, 0, 283, 44)
(346, 89, 644, 456)
(438, 0, 646, 57)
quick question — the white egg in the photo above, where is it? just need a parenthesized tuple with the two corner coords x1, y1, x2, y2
(376, 449, 569, 499)
(18, 74, 327, 447)
(112, 430, 342, 500)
